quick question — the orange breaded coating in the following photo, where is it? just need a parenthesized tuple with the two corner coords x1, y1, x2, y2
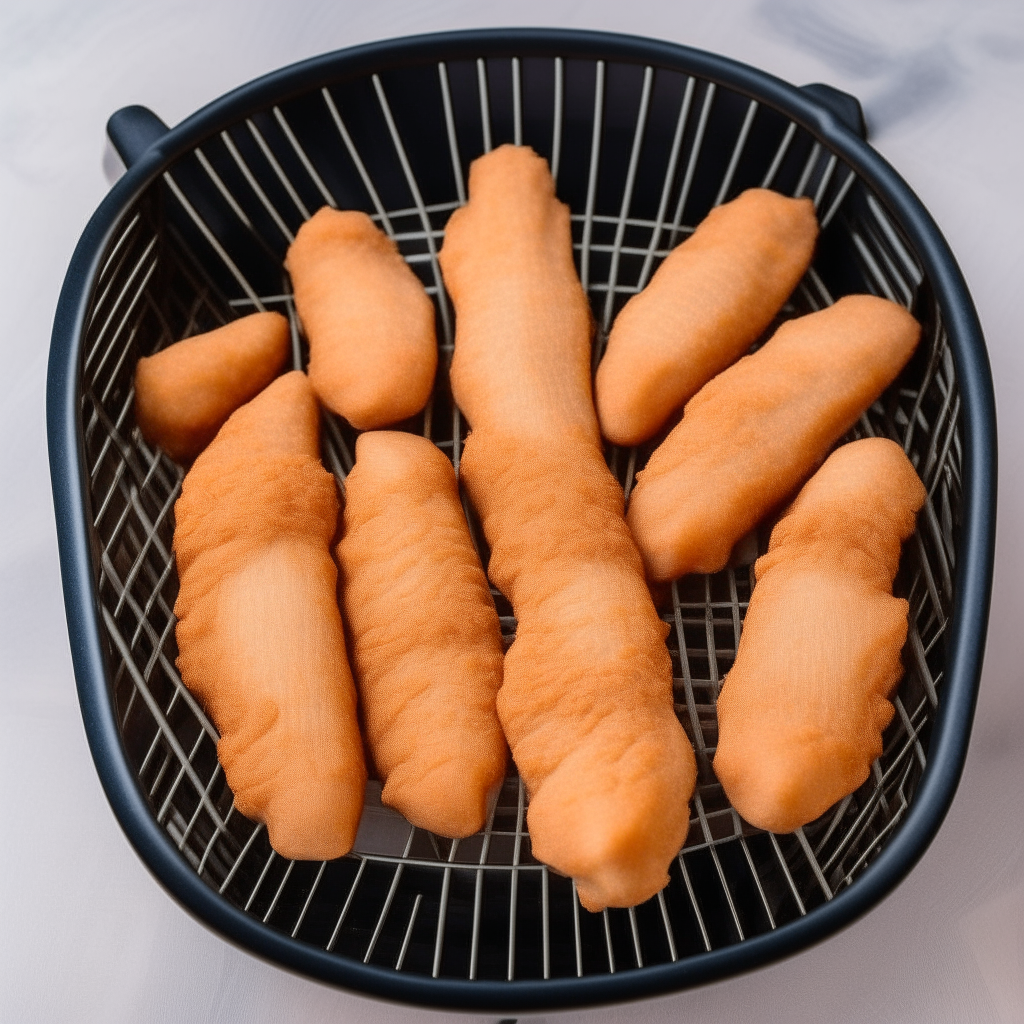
(134, 311, 289, 463)
(712, 438, 926, 833)
(441, 147, 598, 442)
(627, 295, 920, 583)
(460, 431, 696, 912)
(439, 144, 695, 911)
(336, 431, 506, 838)
(173, 371, 366, 860)
(595, 189, 818, 446)
(284, 207, 437, 429)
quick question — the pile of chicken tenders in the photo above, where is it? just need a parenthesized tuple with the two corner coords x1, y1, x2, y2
(134, 144, 924, 913)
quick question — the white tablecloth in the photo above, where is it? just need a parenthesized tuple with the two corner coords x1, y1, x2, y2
(2, 1, 1022, 1020)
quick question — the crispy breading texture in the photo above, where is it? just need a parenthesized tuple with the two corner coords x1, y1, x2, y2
(712, 438, 925, 832)
(173, 371, 366, 860)
(596, 189, 818, 446)
(337, 431, 507, 839)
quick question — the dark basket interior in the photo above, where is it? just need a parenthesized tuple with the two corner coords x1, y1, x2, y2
(77, 49, 959, 985)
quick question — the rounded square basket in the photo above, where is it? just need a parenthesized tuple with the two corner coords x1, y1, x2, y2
(47, 28, 995, 1014)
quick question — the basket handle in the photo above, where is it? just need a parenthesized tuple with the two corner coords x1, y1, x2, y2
(799, 83, 867, 139)
(106, 105, 170, 168)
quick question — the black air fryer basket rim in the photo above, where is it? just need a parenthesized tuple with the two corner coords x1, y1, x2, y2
(47, 27, 995, 1014)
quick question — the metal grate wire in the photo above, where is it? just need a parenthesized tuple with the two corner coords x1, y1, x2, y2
(78, 53, 959, 982)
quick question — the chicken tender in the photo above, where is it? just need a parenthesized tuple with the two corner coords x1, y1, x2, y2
(134, 311, 289, 463)
(285, 207, 437, 429)
(460, 430, 696, 912)
(441, 147, 598, 443)
(439, 144, 695, 911)
(627, 294, 920, 583)
(712, 438, 926, 833)
(336, 431, 506, 838)
(173, 371, 366, 860)
(596, 189, 818, 446)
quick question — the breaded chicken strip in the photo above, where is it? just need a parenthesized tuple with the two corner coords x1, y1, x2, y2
(285, 208, 436, 429)
(627, 295, 920, 583)
(174, 371, 366, 860)
(337, 431, 506, 838)
(713, 438, 925, 832)
(134, 311, 289, 463)
(440, 145, 695, 911)
(596, 189, 818, 446)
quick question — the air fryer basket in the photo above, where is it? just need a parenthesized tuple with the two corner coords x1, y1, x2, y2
(47, 29, 994, 1013)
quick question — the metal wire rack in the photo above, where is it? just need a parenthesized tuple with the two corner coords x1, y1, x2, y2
(79, 51, 958, 985)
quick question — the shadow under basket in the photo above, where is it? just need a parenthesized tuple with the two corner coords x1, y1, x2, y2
(47, 28, 995, 1014)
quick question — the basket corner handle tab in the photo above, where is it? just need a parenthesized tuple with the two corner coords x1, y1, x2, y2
(799, 83, 867, 140)
(106, 105, 170, 169)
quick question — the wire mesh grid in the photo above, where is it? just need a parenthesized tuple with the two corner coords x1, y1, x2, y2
(78, 53, 959, 982)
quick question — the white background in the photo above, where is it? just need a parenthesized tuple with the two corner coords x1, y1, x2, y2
(2, 1, 1023, 1021)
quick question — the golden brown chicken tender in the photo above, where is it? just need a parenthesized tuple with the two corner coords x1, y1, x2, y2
(627, 294, 920, 583)
(134, 311, 290, 463)
(336, 430, 506, 839)
(712, 438, 926, 833)
(173, 371, 366, 860)
(439, 144, 695, 911)
(441, 147, 598, 443)
(285, 207, 437, 429)
(596, 189, 818, 446)
(460, 429, 696, 911)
